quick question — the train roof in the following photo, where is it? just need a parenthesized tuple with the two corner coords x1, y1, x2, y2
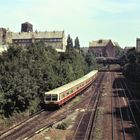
(45, 70, 98, 95)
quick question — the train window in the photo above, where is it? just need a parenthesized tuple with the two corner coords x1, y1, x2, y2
(45, 94, 51, 101)
(71, 90, 73, 93)
(52, 94, 58, 101)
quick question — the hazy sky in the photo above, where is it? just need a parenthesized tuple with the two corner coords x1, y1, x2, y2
(0, 0, 140, 48)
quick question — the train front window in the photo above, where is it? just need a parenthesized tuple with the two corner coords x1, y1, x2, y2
(52, 94, 58, 101)
(45, 94, 51, 101)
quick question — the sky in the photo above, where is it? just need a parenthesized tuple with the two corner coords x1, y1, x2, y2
(0, 0, 140, 48)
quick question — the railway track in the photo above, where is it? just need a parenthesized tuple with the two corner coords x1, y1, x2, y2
(3, 71, 139, 140)
(104, 72, 129, 140)
(111, 72, 115, 140)
(71, 72, 106, 140)
(0, 109, 44, 137)
(117, 77, 140, 139)
(112, 72, 140, 140)
(113, 79, 127, 140)
(121, 78, 140, 114)
(0, 72, 103, 140)
(0, 111, 55, 140)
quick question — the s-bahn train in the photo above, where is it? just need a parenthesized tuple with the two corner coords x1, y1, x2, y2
(44, 70, 98, 108)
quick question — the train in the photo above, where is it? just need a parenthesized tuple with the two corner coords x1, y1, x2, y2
(44, 70, 98, 108)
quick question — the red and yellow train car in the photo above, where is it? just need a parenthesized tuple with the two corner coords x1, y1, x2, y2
(44, 70, 98, 108)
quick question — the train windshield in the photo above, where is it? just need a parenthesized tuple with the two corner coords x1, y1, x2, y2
(45, 94, 58, 101)
(52, 94, 58, 101)
(45, 94, 51, 101)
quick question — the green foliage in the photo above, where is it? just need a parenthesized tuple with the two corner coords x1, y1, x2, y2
(123, 63, 137, 79)
(127, 51, 136, 63)
(0, 41, 95, 118)
(74, 37, 80, 49)
(114, 45, 124, 58)
(122, 48, 140, 81)
(56, 122, 68, 130)
(28, 97, 41, 115)
(66, 34, 73, 50)
(0, 92, 6, 115)
(85, 51, 98, 71)
(59, 49, 86, 84)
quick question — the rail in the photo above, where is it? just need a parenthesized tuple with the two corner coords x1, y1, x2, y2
(111, 72, 115, 140)
(0, 73, 102, 140)
(0, 109, 44, 138)
(71, 73, 105, 140)
(114, 75, 126, 140)
(118, 78, 140, 138)
(121, 79, 140, 114)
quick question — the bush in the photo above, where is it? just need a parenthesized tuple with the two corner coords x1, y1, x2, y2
(56, 122, 68, 130)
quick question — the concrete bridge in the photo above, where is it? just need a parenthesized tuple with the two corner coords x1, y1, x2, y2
(96, 57, 124, 65)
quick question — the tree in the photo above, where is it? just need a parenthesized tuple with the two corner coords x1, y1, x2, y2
(127, 52, 136, 63)
(71, 38, 73, 48)
(85, 51, 98, 72)
(0, 41, 97, 118)
(114, 46, 124, 59)
(122, 48, 137, 80)
(74, 37, 80, 49)
(66, 34, 73, 50)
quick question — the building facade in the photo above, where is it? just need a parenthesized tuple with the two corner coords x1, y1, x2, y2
(89, 39, 116, 57)
(21, 22, 33, 32)
(0, 22, 66, 52)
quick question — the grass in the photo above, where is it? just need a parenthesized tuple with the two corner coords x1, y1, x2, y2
(92, 107, 104, 140)
(71, 96, 82, 106)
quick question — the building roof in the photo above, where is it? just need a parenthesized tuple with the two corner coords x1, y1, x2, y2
(89, 39, 111, 47)
(12, 31, 64, 40)
(113, 42, 120, 47)
(22, 22, 32, 25)
(0, 28, 6, 31)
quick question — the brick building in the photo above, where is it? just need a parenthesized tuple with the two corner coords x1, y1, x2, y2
(89, 39, 116, 57)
